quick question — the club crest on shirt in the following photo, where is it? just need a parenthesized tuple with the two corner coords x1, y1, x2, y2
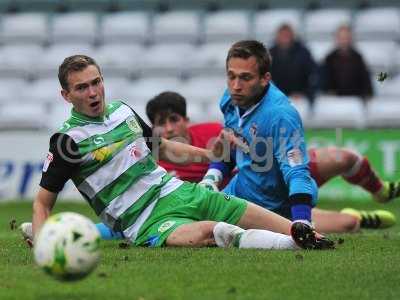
(287, 149, 303, 167)
(126, 116, 142, 134)
(42, 152, 53, 172)
(249, 122, 258, 139)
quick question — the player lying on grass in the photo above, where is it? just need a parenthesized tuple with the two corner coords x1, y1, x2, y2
(90, 90, 395, 239)
(146, 91, 399, 212)
(202, 40, 396, 233)
(150, 92, 396, 233)
(26, 54, 334, 251)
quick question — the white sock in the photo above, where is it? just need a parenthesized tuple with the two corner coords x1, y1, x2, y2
(213, 222, 245, 247)
(213, 222, 298, 250)
(238, 229, 298, 250)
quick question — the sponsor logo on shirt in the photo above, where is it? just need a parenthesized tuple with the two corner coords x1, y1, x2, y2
(93, 136, 105, 145)
(126, 116, 142, 134)
(158, 220, 176, 233)
(92, 141, 125, 162)
(287, 149, 303, 167)
(42, 152, 53, 172)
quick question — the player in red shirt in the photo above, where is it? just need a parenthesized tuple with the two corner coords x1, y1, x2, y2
(146, 91, 231, 185)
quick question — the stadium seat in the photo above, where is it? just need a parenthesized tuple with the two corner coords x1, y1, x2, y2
(103, 77, 132, 101)
(47, 100, 73, 132)
(0, 45, 43, 80)
(308, 40, 335, 63)
(35, 43, 95, 79)
(0, 78, 26, 104)
(205, 105, 224, 123)
(290, 97, 311, 127)
(94, 44, 145, 78)
(0, 102, 48, 130)
(100, 11, 150, 46)
(304, 9, 351, 42)
(152, 11, 201, 44)
(178, 75, 226, 106)
(187, 102, 209, 123)
(126, 77, 184, 104)
(126, 102, 150, 124)
(310, 95, 366, 128)
(373, 74, 400, 97)
(204, 10, 251, 44)
(366, 97, 400, 127)
(21, 78, 61, 105)
(395, 44, 400, 75)
(254, 9, 303, 46)
(0, 13, 49, 46)
(355, 41, 397, 76)
(137, 43, 195, 78)
(51, 13, 98, 45)
(353, 7, 400, 41)
(188, 42, 231, 77)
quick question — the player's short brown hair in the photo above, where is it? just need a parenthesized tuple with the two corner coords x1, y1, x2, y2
(226, 40, 272, 76)
(58, 55, 102, 91)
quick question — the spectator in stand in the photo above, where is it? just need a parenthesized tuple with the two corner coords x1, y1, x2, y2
(322, 25, 373, 100)
(269, 23, 318, 105)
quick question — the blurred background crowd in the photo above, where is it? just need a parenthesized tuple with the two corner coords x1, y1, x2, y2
(0, 0, 399, 130)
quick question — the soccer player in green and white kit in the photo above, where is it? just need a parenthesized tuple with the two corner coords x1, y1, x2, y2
(31, 55, 333, 250)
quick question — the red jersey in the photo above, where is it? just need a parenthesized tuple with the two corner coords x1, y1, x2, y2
(159, 122, 222, 182)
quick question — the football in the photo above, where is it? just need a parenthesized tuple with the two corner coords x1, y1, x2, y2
(33, 212, 101, 281)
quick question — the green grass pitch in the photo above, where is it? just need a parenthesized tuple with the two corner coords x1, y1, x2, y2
(1, 199, 400, 300)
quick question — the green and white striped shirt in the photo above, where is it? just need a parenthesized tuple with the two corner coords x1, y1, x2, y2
(40, 101, 183, 241)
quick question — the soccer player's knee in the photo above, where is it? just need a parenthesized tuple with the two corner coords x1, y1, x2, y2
(341, 149, 361, 169)
(190, 221, 216, 246)
(331, 147, 360, 171)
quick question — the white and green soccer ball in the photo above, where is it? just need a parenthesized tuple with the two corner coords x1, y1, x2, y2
(34, 212, 101, 281)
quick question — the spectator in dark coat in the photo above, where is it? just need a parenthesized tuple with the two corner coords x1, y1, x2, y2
(269, 23, 318, 105)
(322, 25, 373, 100)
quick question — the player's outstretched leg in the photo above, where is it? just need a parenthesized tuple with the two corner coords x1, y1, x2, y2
(20, 221, 124, 242)
(213, 222, 298, 249)
(341, 208, 396, 229)
(19, 222, 33, 247)
(312, 147, 400, 203)
(95, 223, 124, 240)
(339, 151, 400, 203)
(373, 181, 400, 203)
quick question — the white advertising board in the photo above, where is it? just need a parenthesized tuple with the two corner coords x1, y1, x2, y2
(0, 131, 82, 201)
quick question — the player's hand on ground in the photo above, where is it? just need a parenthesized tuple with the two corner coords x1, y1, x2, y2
(24, 238, 34, 248)
(290, 220, 335, 250)
(19, 222, 34, 248)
